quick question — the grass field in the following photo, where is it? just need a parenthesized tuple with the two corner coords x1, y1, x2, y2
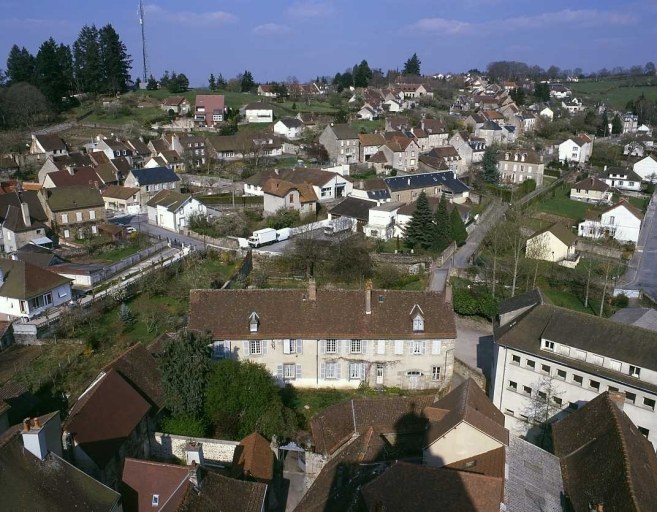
(570, 77, 657, 109)
(535, 185, 600, 221)
(542, 289, 597, 315)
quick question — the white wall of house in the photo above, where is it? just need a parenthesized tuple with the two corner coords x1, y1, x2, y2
(211, 337, 454, 390)
(273, 121, 303, 139)
(578, 205, 641, 244)
(364, 208, 398, 240)
(634, 156, 657, 182)
(147, 198, 207, 232)
(526, 232, 573, 262)
(558, 139, 592, 164)
(569, 187, 612, 204)
(490, 343, 657, 447)
(0, 282, 71, 320)
(245, 108, 273, 123)
(423, 422, 504, 467)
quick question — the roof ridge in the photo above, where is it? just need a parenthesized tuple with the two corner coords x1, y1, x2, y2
(604, 395, 641, 509)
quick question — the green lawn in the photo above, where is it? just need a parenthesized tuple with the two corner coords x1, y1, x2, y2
(542, 289, 596, 315)
(350, 119, 385, 133)
(535, 185, 600, 221)
(569, 77, 657, 109)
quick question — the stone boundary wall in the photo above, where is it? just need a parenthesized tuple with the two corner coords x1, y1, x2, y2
(150, 432, 239, 465)
(454, 358, 486, 391)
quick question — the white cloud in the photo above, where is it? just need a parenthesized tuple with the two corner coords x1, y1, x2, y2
(252, 23, 291, 36)
(408, 8, 636, 35)
(286, 1, 334, 18)
(144, 4, 237, 26)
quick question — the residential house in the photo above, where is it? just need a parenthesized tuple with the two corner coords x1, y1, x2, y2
(362, 202, 403, 240)
(160, 95, 190, 115)
(518, 112, 537, 133)
(0, 191, 50, 252)
(125, 138, 151, 167)
(243, 102, 273, 123)
(561, 98, 584, 114)
(539, 106, 554, 120)
(94, 137, 134, 165)
(273, 117, 304, 139)
(176, 134, 207, 167)
(124, 167, 181, 206)
(328, 197, 374, 231)
(449, 131, 486, 166)
(319, 124, 360, 165)
(548, 83, 571, 98)
(600, 166, 642, 192)
(570, 177, 613, 204)
(379, 138, 420, 172)
(464, 113, 487, 133)
(146, 189, 207, 232)
(257, 84, 277, 97)
(491, 289, 657, 447)
(261, 178, 317, 217)
(40, 186, 106, 240)
(36, 152, 95, 184)
(385, 171, 470, 204)
(633, 155, 657, 182)
(205, 134, 283, 161)
(425, 146, 464, 175)
(624, 141, 646, 158)
(356, 105, 377, 121)
(525, 223, 579, 268)
(189, 283, 457, 390)
(558, 135, 593, 164)
(578, 200, 643, 244)
(477, 121, 504, 146)
(553, 391, 657, 512)
(358, 133, 386, 163)
(102, 186, 141, 215)
(244, 167, 351, 202)
(0, 413, 122, 511)
(497, 150, 544, 187)
(385, 117, 411, 132)
(194, 94, 225, 127)
(41, 166, 103, 189)
(622, 112, 639, 133)
(29, 134, 68, 159)
(421, 118, 449, 148)
(410, 127, 429, 152)
(0, 258, 72, 319)
(63, 368, 152, 488)
(157, 149, 184, 172)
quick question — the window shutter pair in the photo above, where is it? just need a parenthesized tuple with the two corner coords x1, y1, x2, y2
(243, 341, 250, 356)
(320, 362, 326, 379)
(276, 364, 283, 380)
(432, 340, 442, 355)
(394, 340, 404, 355)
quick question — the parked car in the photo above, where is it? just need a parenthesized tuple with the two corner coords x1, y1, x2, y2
(126, 226, 137, 234)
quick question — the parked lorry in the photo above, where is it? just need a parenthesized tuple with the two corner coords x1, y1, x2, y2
(276, 227, 291, 241)
(323, 217, 353, 236)
(248, 228, 278, 248)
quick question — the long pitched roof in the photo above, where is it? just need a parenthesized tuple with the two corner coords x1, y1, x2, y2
(360, 461, 504, 512)
(328, 196, 374, 221)
(326, 123, 359, 140)
(33, 134, 67, 152)
(572, 176, 610, 192)
(530, 222, 577, 247)
(178, 472, 267, 512)
(384, 171, 469, 194)
(146, 189, 192, 212)
(129, 166, 180, 186)
(43, 186, 104, 211)
(553, 392, 657, 512)
(189, 287, 456, 341)
(121, 458, 189, 512)
(0, 191, 47, 223)
(43, 167, 102, 188)
(261, 178, 317, 203)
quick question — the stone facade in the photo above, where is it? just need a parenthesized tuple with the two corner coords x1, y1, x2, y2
(150, 432, 239, 465)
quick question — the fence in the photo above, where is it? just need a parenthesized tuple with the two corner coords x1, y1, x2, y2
(101, 241, 168, 278)
(182, 229, 241, 250)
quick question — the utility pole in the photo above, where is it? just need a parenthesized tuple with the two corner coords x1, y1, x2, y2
(139, 0, 148, 83)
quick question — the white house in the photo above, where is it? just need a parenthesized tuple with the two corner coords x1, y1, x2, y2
(624, 141, 646, 158)
(491, 290, 657, 448)
(261, 178, 317, 217)
(0, 259, 72, 320)
(146, 190, 207, 233)
(600, 167, 642, 192)
(243, 102, 273, 123)
(188, 284, 457, 390)
(243, 167, 352, 203)
(525, 224, 579, 268)
(363, 202, 402, 240)
(273, 118, 304, 139)
(539, 107, 554, 120)
(633, 155, 657, 182)
(558, 135, 593, 164)
(570, 177, 613, 204)
(578, 200, 643, 244)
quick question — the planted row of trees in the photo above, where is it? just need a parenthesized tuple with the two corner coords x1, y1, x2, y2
(403, 192, 467, 253)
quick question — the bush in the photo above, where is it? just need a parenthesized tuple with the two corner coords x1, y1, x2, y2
(453, 286, 497, 320)
(611, 294, 629, 308)
(266, 208, 300, 230)
(161, 415, 209, 438)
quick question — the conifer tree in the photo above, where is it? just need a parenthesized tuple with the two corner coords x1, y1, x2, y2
(403, 191, 434, 250)
(432, 195, 452, 252)
(450, 207, 468, 245)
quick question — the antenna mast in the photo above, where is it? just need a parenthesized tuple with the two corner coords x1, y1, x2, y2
(139, 0, 148, 83)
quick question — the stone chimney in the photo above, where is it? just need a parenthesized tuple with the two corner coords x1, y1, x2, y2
(185, 441, 204, 466)
(308, 279, 317, 301)
(20, 203, 30, 227)
(608, 391, 625, 411)
(365, 279, 373, 315)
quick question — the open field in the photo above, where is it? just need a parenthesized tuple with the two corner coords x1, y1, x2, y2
(534, 184, 599, 221)
(570, 77, 657, 109)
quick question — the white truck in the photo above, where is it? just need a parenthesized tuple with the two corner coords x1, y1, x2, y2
(323, 217, 353, 236)
(248, 228, 278, 248)
(276, 227, 291, 241)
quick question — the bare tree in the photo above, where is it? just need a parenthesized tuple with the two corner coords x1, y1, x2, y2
(525, 229, 551, 289)
(522, 375, 564, 449)
(503, 210, 532, 298)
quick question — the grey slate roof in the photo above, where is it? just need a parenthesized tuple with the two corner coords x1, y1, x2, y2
(0, 192, 47, 223)
(128, 166, 180, 186)
(328, 197, 375, 221)
(384, 171, 469, 194)
(505, 436, 564, 512)
(328, 124, 359, 140)
(610, 308, 657, 332)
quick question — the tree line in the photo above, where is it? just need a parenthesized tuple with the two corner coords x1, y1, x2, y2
(485, 60, 655, 82)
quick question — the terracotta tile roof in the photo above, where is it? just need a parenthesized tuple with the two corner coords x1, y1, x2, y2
(112, 156, 132, 174)
(427, 146, 460, 159)
(232, 432, 274, 482)
(572, 177, 609, 193)
(121, 458, 189, 512)
(599, 199, 644, 221)
(126, 138, 151, 156)
(190, 287, 456, 341)
(50, 152, 94, 170)
(445, 446, 506, 478)
(358, 133, 385, 146)
(89, 151, 111, 165)
(368, 150, 388, 164)
(102, 343, 165, 410)
(311, 395, 435, 456)
(94, 162, 119, 184)
(178, 472, 267, 512)
(162, 96, 186, 107)
(150, 139, 170, 154)
(44, 167, 102, 188)
(553, 392, 657, 512)
(64, 369, 150, 468)
(360, 461, 504, 512)
(425, 378, 508, 448)
(261, 178, 317, 203)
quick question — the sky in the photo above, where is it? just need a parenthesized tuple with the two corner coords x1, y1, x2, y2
(0, 0, 655, 87)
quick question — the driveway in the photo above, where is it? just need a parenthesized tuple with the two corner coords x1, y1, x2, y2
(617, 192, 657, 298)
(111, 214, 209, 251)
(454, 316, 495, 381)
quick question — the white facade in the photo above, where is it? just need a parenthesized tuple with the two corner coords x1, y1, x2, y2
(245, 107, 273, 124)
(578, 203, 642, 244)
(273, 120, 303, 139)
(363, 204, 400, 240)
(0, 281, 71, 320)
(147, 197, 207, 233)
(558, 138, 592, 164)
(634, 156, 657, 182)
(491, 337, 657, 448)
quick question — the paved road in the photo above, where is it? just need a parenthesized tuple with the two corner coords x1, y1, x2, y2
(111, 213, 209, 251)
(617, 192, 657, 297)
(454, 316, 495, 382)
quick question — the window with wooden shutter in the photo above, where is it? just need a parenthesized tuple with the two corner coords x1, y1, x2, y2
(394, 340, 404, 355)
(377, 340, 385, 355)
(432, 340, 442, 355)
(296, 339, 303, 354)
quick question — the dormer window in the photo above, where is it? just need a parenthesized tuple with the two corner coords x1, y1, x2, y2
(413, 314, 424, 332)
(249, 312, 259, 333)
